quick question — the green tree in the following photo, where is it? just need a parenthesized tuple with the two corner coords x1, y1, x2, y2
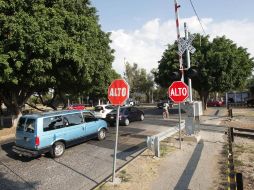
(154, 34, 254, 109)
(0, 0, 116, 123)
(124, 62, 154, 102)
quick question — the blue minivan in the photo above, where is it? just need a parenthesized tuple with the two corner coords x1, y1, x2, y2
(12, 110, 108, 158)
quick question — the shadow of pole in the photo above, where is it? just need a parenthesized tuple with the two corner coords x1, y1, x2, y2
(174, 140, 204, 190)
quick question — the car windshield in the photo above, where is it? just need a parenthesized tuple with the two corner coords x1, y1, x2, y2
(95, 106, 103, 111)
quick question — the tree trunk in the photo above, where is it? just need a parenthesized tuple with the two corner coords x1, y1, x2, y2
(0, 90, 32, 127)
(4, 103, 22, 128)
(38, 93, 57, 110)
(198, 90, 209, 110)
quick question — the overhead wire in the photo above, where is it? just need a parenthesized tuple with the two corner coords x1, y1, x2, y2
(189, 0, 206, 36)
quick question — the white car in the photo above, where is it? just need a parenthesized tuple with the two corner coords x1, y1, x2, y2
(94, 104, 115, 119)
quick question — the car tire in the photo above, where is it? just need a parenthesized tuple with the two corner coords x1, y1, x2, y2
(124, 118, 130, 126)
(51, 141, 65, 158)
(140, 114, 144, 121)
(98, 128, 106, 141)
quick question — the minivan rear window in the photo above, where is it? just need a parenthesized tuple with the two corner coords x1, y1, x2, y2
(17, 117, 35, 133)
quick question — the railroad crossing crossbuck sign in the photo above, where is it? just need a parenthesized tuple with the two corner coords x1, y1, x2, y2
(177, 34, 196, 56)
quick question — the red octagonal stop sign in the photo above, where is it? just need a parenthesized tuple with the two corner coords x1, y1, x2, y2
(108, 79, 129, 106)
(168, 81, 189, 103)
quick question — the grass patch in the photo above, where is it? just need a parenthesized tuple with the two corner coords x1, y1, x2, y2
(234, 159, 244, 167)
(95, 184, 111, 190)
(217, 144, 228, 189)
(160, 142, 175, 157)
(118, 170, 131, 183)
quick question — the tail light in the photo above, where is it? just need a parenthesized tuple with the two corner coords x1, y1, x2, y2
(35, 136, 40, 146)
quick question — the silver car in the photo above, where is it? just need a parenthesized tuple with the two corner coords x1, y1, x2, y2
(94, 104, 115, 119)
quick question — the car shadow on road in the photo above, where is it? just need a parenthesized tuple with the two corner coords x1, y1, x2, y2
(174, 140, 204, 190)
(1, 142, 35, 162)
(0, 171, 39, 189)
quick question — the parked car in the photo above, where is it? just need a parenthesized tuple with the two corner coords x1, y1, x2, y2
(12, 110, 108, 158)
(67, 104, 86, 110)
(157, 99, 172, 109)
(207, 100, 223, 107)
(106, 106, 144, 126)
(247, 98, 254, 107)
(94, 104, 115, 119)
(124, 98, 140, 106)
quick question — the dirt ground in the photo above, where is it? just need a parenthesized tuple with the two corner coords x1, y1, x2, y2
(96, 141, 176, 190)
(233, 137, 254, 190)
(97, 108, 254, 190)
(222, 108, 254, 129)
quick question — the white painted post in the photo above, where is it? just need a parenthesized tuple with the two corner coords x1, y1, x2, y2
(184, 23, 192, 102)
(112, 105, 120, 182)
(174, 0, 184, 82)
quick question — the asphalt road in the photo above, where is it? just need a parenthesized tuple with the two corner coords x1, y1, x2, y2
(0, 108, 180, 190)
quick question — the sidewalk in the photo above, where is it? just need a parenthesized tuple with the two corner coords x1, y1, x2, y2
(99, 108, 227, 190)
(150, 130, 224, 190)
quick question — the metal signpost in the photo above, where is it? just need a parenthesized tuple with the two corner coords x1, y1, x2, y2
(168, 81, 189, 149)
(107, 79, 129, 183)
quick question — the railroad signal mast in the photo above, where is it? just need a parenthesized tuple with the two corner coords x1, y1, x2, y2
(174, 0, 184, 82)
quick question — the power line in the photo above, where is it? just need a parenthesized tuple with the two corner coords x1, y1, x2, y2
(189, 0, 206, 35)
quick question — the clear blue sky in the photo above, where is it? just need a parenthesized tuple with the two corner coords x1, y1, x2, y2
(91, 0, 254, 31)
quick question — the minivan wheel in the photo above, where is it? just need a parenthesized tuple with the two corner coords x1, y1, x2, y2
(140, 114, 144, 121)
(124, 118, 130, 126)
(98, 128, 106, 141)
(51, 142, 65, 158)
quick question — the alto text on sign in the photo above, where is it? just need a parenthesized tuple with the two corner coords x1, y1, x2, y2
(170, 87, 188, 97)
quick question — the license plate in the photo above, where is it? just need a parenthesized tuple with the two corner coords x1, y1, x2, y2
(110, 116, 114, 119)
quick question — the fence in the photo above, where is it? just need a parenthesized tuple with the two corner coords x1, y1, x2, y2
(146, 120, 185, 157)
(227, 108, 243, 190)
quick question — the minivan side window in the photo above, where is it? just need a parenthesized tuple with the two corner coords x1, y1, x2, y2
(17, 117, 26, 131)
(63, 113, 83, 127)
(25, 119, 36, 133)
(43, 116, 63, 132)
(83, 112, 97, 123)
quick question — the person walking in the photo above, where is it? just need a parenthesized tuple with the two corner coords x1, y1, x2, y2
(163, 101, 169, 119)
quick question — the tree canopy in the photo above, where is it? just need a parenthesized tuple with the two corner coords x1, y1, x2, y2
(0, 0, 118, 117)
(154, 34, 254, 107)
(124, 62, 154, 102)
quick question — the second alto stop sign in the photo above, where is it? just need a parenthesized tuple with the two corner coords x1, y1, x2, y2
(108, 79, 129, 106)
(168, 81, 189, 103)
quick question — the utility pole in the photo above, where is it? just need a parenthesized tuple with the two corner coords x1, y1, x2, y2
(184, 22, 193, 102)
(174, 0, 184, 82)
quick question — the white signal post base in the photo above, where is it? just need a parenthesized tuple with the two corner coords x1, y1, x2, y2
(108, 177, 122, 186)
(182, 101, 202, 143)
